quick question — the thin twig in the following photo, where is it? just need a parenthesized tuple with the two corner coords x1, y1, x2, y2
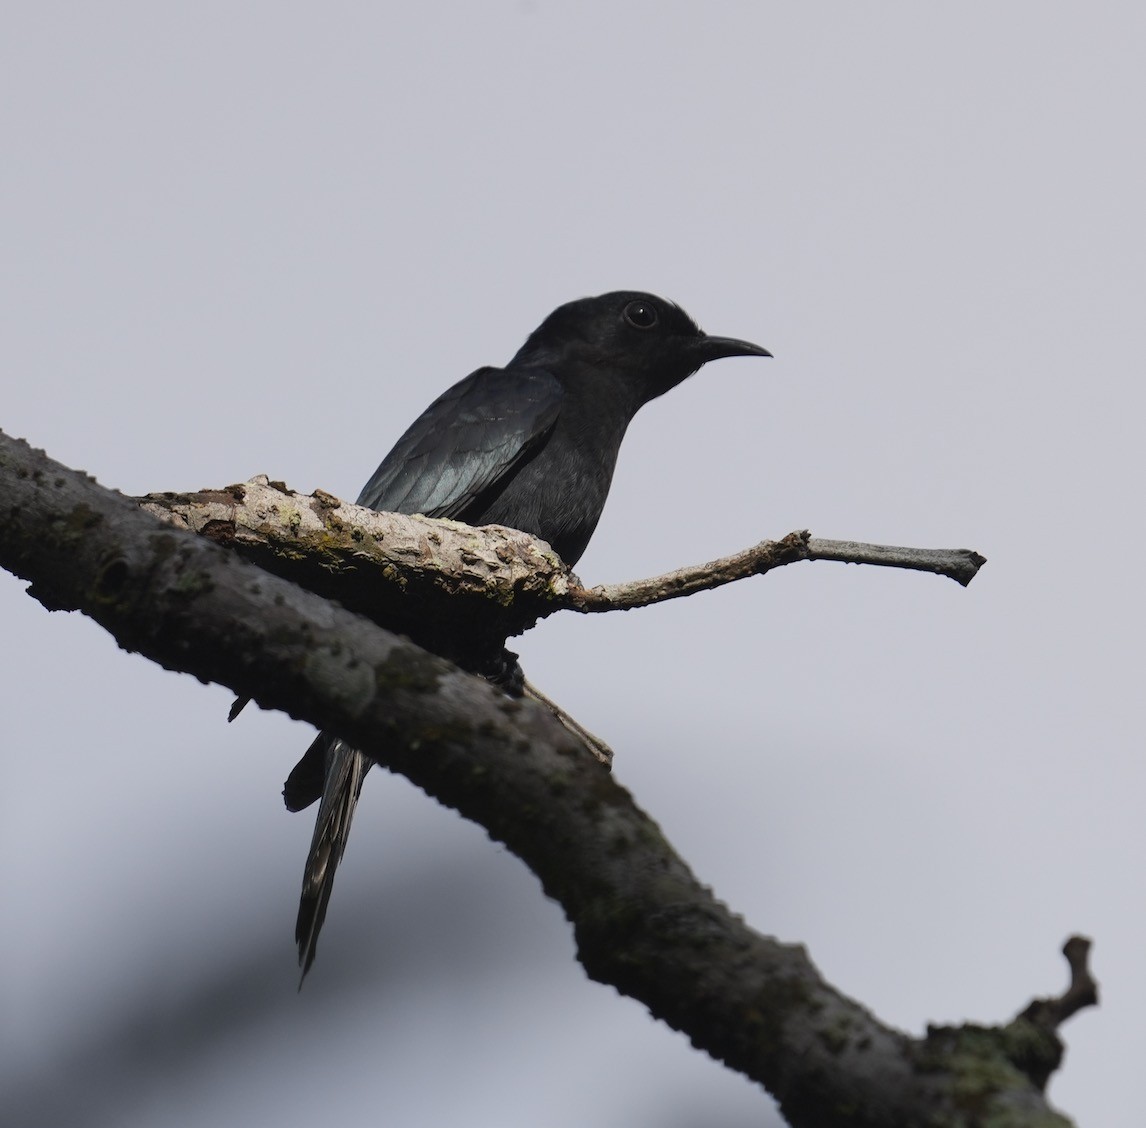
(523, 679, 614, 767)
(566, 531, 986, 613)
(807, 538, 987, 587)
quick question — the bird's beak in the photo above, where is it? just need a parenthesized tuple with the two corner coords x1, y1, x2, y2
(694, 334, 772, 361)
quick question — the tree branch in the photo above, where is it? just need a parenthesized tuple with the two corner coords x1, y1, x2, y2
(566, 535, 985, 612)
(0, 429, 1084, 1128)
(138, 478, 986, 637)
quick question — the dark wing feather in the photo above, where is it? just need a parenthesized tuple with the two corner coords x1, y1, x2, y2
(289, 365, 563, 980)
(356, 366, 563, 517)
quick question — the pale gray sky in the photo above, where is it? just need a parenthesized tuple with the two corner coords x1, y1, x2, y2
(2, 5, 1142, 1126)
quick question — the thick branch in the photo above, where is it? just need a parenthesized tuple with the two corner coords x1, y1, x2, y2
(139, 476, 568, 648)
(0, 430, 1073, 1128)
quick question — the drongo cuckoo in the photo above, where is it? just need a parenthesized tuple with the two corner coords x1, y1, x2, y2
(283, 290, 770, 977)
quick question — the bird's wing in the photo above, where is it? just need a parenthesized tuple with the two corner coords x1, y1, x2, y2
(355, 366, 564, 518)
(288, 367, 562, 981)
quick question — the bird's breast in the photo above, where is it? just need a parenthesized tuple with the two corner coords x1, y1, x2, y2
(467, 412, 628, 567)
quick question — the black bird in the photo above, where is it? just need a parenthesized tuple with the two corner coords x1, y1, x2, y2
(284, 290, 770, 977)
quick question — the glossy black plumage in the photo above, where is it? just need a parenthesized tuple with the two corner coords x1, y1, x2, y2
(355, 367, 563, 526)
(288, 291, 769, 978)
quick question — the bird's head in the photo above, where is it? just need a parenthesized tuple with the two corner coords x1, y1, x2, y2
(511, 291, 770, 405)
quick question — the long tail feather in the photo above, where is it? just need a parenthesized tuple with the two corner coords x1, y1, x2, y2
(292, 735, 371, 982)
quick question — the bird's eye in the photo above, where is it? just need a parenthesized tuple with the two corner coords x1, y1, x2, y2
(623, 300, 659, 330)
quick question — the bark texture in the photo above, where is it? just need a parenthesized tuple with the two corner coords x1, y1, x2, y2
(0, 429, 1085, 1128)
(139, 478, 985, 645)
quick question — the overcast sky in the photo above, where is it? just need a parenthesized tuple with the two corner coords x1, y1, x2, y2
(2, 5, 1143, 1127)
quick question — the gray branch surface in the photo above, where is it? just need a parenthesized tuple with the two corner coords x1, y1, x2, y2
(139, 478, 987, 642)
(0, 428, 1086, 1128)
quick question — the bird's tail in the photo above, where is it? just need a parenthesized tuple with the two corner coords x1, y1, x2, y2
(288, 733, 371, 983)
